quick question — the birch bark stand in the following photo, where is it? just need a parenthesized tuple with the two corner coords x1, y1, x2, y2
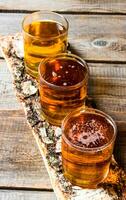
(0, 34, 125, 200)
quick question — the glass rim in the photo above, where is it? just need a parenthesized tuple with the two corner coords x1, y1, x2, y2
(38, 53, 89, 91)
(22, 10, 69, 41)
(62, 107, 117, 152)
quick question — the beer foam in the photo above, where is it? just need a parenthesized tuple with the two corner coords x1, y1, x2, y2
(68, 113, 114, 148)
(45, 58, 87, 86)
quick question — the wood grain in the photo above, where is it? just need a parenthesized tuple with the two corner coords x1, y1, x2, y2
(114, 132, 126, 172)
(0, 190, 56, 200)
(89, 63, 126, 98)
(1, 13, 126, 62)
(0, 0, 126, 13)
(0, 60, 21, 110)
(0, 109, 52, 189)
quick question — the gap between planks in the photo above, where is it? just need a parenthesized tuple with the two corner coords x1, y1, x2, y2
(0, 186, 53, 192)
(1, 10, 126, 15)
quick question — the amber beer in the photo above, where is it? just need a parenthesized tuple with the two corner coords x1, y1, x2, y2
(22, 11, 68, 78)
(39, 54, 89, 126)
(62, 108, 117, 188)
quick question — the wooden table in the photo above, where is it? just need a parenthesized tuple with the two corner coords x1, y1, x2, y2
(0, 1, 126, 199)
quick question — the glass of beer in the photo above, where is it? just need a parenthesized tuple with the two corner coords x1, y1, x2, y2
(39, 53, 89, 126)
(62, 107, 117, 188)
(22, 11, 69, 78)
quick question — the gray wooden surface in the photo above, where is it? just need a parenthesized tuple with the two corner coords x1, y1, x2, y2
(0, 1, 126, 199)
(0, 190, 56, 200)
(0, 0, 126, 13)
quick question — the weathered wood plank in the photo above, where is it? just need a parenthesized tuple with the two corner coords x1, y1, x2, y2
(89, 77, 126, 97)
(0, 59, 21, 109)
(0, 0, 126, 13)
(89, 63, 126, 96)
(0, 190, 56, 200)
(114, 132, 126, 171)
(1, 13, 126, 62)
(91, 97, 126, 113)
(89, 63, 126, 78)
(0, 109, 52, 189)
